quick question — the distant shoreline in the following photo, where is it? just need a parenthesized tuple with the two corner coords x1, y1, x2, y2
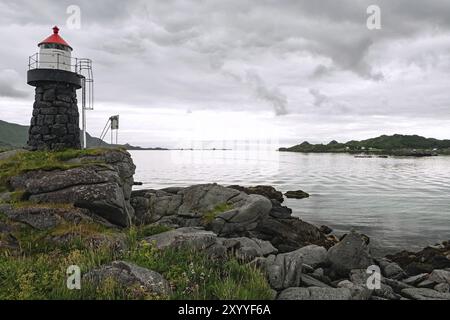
(279, 134, 450, 157)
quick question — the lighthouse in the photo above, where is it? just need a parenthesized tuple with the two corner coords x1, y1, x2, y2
(27, 26, 93, 150)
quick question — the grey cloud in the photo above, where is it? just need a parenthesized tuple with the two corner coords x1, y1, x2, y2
(0, 69, 29, 98)
(309, 89, 350, 115)
(245, 70, 288, 116)
(1, 0, 450, 145)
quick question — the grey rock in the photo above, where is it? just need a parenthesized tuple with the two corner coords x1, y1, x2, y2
(434, 283, 449, 293)
(268, 200, 292, 219)
(302, 264, 314, 273)
(277, 287, 353, 300)
(131, 190, 183, 224)
(29, 182, 132, 227)
(246, 215, 330, 253)
(284, 190, 310, 199)
(10, 167, 109, 195)
(377, 258, 405, 279)
(220, 237, 278, 260)
(312, 268, 324, 278)
(401, 288, 450, 300)
(428, 269, 450, 285)
(0, 204, 63, 230)
(265, 250, 304, 290)
(295, 245, 327, 268)
(84, 260, 171, 297)
(382, 277, 413, 294)
(144, 227, 217, 251)
(227, 185, 284, 203)
(402, 273, 429, 286)
(327, 230, 374, 276)
(8, 149, 136, 228)
(177, 184, 240, 217)
(348, 269, 399, 300)
(301, 274, 331, 288)
(417, 279, 437, 288)
(211, 194, 272, 236)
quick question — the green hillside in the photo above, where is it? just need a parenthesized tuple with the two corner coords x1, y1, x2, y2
(279, 134, 450, 156)
(0, 120, 29, 148)
(0, 120, 125, 150)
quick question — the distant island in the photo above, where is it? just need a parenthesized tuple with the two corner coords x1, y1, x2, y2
(0, 120, 167, 151)
(279, 134, 450, 156)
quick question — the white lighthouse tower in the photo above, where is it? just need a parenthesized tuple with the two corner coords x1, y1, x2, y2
(27, 26, 93, 150)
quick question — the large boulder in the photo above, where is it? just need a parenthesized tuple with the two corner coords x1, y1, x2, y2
(376, 258, 406, 279)
(264, 250, 304, 290)
(219, 237, 278, 261)
(295, 245, 328, 268)
(84, 261, 171, 298)
(211, 194, 272, 236)
(131, 189, 183, 224)
(7, 149, 135, 227)
(327, 229, 374, 276)
(249, 216, 334, 253)
(428, 269, 450, 285)
(177, 184, 241, 217)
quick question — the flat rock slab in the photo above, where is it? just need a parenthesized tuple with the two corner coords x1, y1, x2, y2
(401, 288, 450, 300)
(144, 227, 217, 250)
(278, 287, 353, 300)
(84, 260, 171, 297)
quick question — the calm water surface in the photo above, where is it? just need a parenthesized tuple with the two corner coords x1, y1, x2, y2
(129, 150, 450, 253)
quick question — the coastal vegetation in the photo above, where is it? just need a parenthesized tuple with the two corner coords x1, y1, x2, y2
(0, 220, 272, 300)
(1, 148, 449, 301)
(279, 134, 450, 156)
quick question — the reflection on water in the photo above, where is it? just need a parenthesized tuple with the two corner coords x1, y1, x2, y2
(129, 150, 450, 253)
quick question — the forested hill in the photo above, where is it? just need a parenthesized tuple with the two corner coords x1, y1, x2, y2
(279, 134, 450, 155)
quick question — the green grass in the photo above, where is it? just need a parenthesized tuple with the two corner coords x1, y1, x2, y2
(0, 218, 273, 300)
(0, 148, 115, 192)
(202, 203, 234, 224)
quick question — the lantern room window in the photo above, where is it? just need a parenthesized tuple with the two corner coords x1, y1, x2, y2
(41, 43, 70, 51)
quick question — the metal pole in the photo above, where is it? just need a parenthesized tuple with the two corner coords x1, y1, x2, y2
(81, 77, 87, 149)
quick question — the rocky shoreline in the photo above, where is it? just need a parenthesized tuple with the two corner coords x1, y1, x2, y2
(0, 148, 449, 300)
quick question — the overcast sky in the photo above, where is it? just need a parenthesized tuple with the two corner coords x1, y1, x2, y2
(0, 0, 449, 148)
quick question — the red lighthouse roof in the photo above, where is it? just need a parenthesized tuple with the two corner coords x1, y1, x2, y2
(38, 26, 72, 50)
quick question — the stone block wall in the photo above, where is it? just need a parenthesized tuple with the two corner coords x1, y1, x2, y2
(28, 83, 81, 150)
